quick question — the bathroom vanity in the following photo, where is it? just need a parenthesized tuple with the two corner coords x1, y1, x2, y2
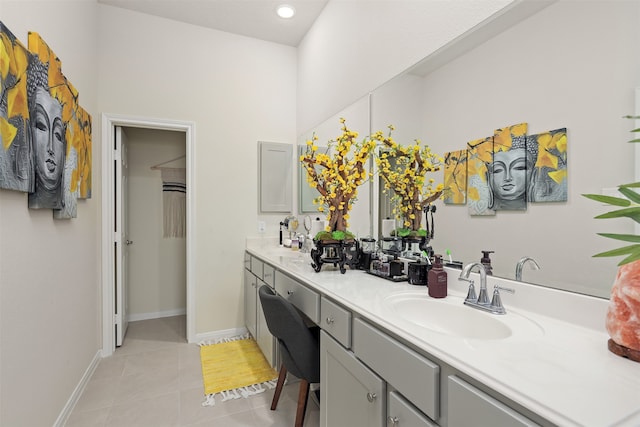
(245, 238, 640, 427)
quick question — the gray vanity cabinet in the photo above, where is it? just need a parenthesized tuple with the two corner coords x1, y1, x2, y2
(243, 253, 276, 367)
(245, 252, 546, 426)
(243, 268, 257, 338)
(321, 330, 386, 427)
(447, 376, 540, 427)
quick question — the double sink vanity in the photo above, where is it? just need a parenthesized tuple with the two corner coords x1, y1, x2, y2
(245, 238, 640, 427)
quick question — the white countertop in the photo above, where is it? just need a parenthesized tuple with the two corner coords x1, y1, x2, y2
(246, 238, 640, 427)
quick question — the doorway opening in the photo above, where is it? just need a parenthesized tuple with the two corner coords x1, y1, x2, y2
(101, 114, 196, 357)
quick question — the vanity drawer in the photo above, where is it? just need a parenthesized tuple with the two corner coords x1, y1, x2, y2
(388, 390, 437, 427)
(244, 251, 251, 270)
(352, 317, 440, 420)
(250, 256, 264, 279)
(262, 263, 275, 288)
(448, 376, 539, 427)
(320, 297, 351, 348)
(275, 271, 320, 324)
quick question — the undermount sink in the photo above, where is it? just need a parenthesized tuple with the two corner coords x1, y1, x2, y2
(384, 291, 544, 341)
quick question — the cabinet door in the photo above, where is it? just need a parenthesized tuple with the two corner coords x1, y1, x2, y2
(256, 279, 276, 368)
(244, 269, 257, 339)
(321, 331, 385, 427)
(448, 376, 540, 427)
(259, 141, 292, 213)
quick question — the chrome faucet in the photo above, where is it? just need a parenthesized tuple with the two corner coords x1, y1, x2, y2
(515, 256, 540, 281)
(459, 262, 489, 305)
(459, 262, 514, 315)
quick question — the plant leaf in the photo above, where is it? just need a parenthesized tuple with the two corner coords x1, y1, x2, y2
(582, 193, 631, 207)
(628, 138, 640, 143)
(593, 244, 640, 257)
(594, 206, 640, 222)
(618, 250, 640, 265)
(620, 181, 640, 188)
(597, 233, 640, 243)
(617, 187, 640, 204)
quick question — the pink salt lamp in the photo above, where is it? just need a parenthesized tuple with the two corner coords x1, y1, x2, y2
(606, 260, 640, 362)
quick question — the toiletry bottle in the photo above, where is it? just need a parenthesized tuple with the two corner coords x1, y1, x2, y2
(481, 250, 494, 275)
(428, 255, 447, 298)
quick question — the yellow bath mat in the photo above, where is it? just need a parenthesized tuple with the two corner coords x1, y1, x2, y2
(200, 335, 278, 406)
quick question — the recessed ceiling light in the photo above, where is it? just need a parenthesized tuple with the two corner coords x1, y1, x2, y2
(277, 4, 296, 19)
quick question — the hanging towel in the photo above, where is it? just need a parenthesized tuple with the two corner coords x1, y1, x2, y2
(160, 167, 186, 238)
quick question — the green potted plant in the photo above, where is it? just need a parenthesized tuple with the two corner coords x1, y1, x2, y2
(582, 115, 640, 362)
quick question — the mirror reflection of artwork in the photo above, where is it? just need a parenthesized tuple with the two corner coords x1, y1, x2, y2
(490, 123, 530, 211)
(443, 149, 467, 205)
(0, 24, 32, 193)
(529, 128, 567, 203)
(467, 136, 495, 216)
(462, 123, 567, 216)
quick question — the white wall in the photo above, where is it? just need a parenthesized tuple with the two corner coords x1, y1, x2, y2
(97, 5, 298, 335)
(0, 1, 100, 426)
(297, 0, 518, 134)
(418, 0, 640, 297)
(126, 127, 186, 320)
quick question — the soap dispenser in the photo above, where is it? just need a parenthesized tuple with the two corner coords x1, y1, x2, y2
(428, 255, 447, 298)
(481, 250, 494, 275)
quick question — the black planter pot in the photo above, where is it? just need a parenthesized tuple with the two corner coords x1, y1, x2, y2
(310, 239, 358, 274)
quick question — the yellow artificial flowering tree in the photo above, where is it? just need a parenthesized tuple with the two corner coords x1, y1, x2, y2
(301, 118, 378, 240)
(375, 125, 444, 236)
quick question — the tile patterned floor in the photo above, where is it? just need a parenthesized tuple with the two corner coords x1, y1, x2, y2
(66, 316, 319, 427)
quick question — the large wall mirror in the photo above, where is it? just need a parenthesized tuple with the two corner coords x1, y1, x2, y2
(297, 1, 640, 299)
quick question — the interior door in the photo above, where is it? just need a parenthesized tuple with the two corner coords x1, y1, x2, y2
(115, 126, 130, 346)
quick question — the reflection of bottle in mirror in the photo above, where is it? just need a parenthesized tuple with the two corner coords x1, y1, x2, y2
(481, 250, 494, 275)
(428, 255, 447, 298)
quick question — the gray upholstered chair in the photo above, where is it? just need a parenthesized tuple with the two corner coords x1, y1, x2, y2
(258, 285, 320, 427)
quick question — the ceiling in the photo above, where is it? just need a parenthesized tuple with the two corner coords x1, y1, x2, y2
(97, 0, 329, 47)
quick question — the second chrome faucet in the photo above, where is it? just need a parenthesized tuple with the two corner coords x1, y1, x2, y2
(458, 262, 514, 315)
(515, 256, 541, 282)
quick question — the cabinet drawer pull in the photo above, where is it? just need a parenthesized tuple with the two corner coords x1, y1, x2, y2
(366, 392, 377, 402)
(325, 316, 334, 325)
(287, 290, 294, 296)
(387, 416, 399, 426)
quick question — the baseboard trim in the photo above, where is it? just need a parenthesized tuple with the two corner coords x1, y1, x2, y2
(195, 326, 249, 344)
(128, 308, 186, 322)
(53, 349, 102, 427)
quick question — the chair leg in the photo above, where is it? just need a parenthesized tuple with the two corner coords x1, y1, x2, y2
(294, 379, 310, 427)
(271, 364, 287, 410)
